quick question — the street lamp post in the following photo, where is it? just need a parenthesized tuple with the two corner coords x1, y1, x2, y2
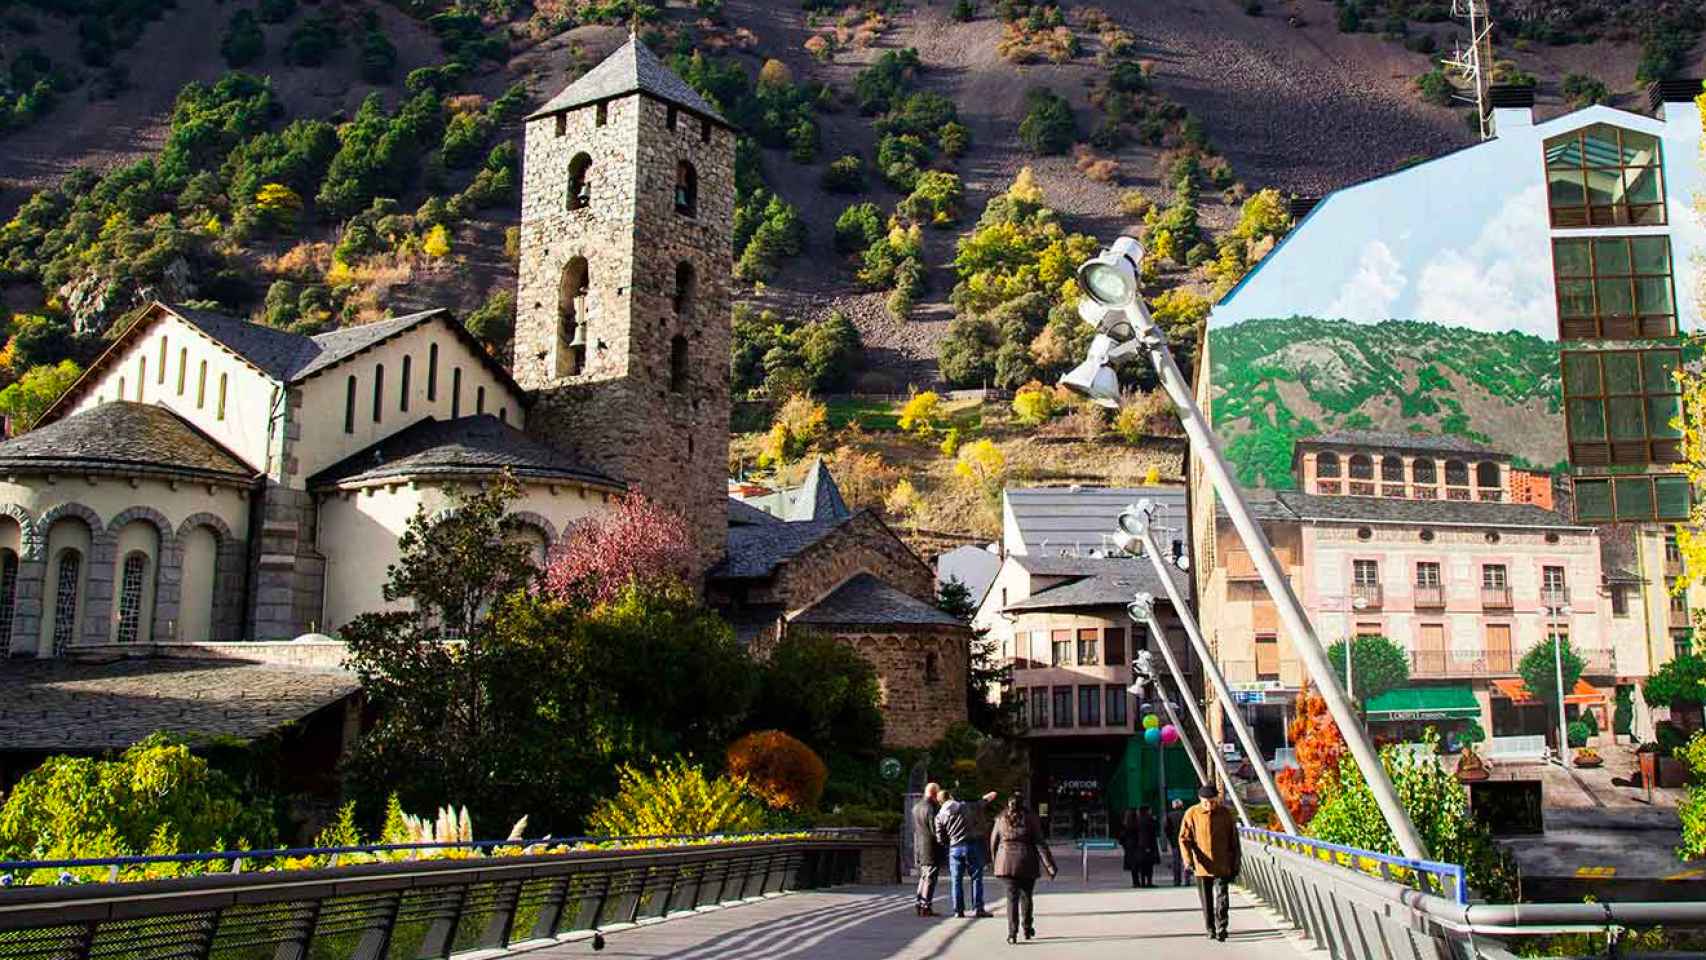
(1061, 236, 1430, 860)
(1548, 601, 1574, 763)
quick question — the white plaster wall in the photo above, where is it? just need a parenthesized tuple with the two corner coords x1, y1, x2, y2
(291, 321, 528, 484)
(0, 478, 250, 537)
(179, 525, 219, 645)
(316, 479, 615, 630)
(69, 313, 279, 473)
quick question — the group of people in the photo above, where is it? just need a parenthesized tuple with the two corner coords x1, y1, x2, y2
(912, 783, 1243, 944)
(911, 783, 1058, 944)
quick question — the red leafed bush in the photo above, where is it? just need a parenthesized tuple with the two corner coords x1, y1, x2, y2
(539, 493, 694, 607)
(725, 730, 828, 811)
(1273, 685, 1345, 829)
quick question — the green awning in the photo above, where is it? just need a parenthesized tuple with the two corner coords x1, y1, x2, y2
(1364, 686, 1480, 721)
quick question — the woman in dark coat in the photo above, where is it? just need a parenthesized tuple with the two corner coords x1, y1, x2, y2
(1120, 807, 1161, 887)
(989, 794, 1056, 945)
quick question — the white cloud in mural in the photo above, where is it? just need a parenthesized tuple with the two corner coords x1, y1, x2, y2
(1412, 184, 1555, 339)
(1323, 240, 1406, 322)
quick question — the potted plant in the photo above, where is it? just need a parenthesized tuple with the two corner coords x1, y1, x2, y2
(1573, 746, 1602, 768)
(1455, 720, 1490, 781)
(1638, 740, 1661, 788)
(1656, 722, 1691, 788)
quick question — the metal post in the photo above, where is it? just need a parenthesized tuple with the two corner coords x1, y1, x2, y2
(1133, 518, 1297, 834)
(1130, 313, 1429, 860)
(1131, 602, 1252, 828)
(1551, 605, 1570, 763)
(1157, 694, 1208, 786)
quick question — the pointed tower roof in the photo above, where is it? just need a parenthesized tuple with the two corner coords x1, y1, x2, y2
(787, 458, 852, 522)
(529, 35, 728, 126)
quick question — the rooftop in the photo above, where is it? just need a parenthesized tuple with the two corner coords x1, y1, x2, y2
(0, 656, 359, 752)
(790, 573, 965, 629)
(307, 415, 620, 490)
(1004, 556, 1187, 612)
(1294, 430, 1499, 457)
(1004, 486, 1188, 556)
(0, 402, 256, 483)
(715, 516, 850, 580)
(1227, 489, 1587, 530)
(529, 35, 728, 126)
(786, 458, 851, 522)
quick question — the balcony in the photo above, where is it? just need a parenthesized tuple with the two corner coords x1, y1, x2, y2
(1351, 582, 1383, 609)
(1578, 646, 1616, 675)
(1410, 646, 1516, 678)
(1413, 583, 1445, 608)
(1540, 587, 1571, 609)
(1665, 554, 1683, 577)
(1481, 585, 1512, 608)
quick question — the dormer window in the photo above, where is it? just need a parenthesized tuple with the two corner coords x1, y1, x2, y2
(1545, 123, 1665, 228)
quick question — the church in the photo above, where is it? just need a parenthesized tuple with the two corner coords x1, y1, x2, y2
(0, 38, 966, 755)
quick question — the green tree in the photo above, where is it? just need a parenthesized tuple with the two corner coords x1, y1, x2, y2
(464, 289, 515, 347)
(1017, 87, 1076, 155)
(0, 359, 80, 431)
(1519, 635, 1585, 726)
(220, 10, 264, 67)
(1325, 634, 1410, 707)
(751, 631, 885, 761)
(1645, 653, 1706, 728)
(1678, 731, 1706, 859)
(834, 202, 884, 255)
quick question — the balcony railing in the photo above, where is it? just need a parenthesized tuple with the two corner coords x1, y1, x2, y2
(1540, 587, 1571, 609)
(1351, 583, 1383, 608)
(1410, 647, 1514, 678)
(1413, 583, 1444, 608)
(1481, 585, 1512, 608)
(1476, 488, 1503, 502)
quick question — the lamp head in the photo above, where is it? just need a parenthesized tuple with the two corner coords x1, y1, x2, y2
(1077, 236, 1144, 308)
(1116, 500, 1155, 537)
(1112, 530, 1141, 556)
(1058, 336, 1122, 409)
(1127, 591, 1156, 622)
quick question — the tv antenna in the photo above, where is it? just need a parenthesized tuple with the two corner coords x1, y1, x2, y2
(1445, 0, 1495, 140)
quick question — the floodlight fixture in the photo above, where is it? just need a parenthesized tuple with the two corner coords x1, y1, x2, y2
(1116, 499, 1156, 538)
(1076, 235, 1144, 308)
(1112, 530, 1140, 556)
(1127, 591, 1155, 622)
(1058, 332, 1138, 408)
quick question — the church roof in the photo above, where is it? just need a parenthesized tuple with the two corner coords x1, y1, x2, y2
(729, 497, 782, 526)
(529, 35, 728, 126)
(308, 415, 622, 490)
(790, 573, 965, 629)
(0, 402, 255, 483)
(786, 458, 851, 522)
(715, 516, 849, 579)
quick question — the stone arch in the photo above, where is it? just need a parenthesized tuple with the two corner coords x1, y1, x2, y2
(39, 502, 103, 655)
(38, 501, 105, 532)
(566, 152, 592, 210)
(105, 505, 178, 647)
(508, 511, 559, 567)
(559, 256, 590, 377)
(675, 160, 697, 217)
(177, 512, 242, 642)
(1380, 455, 1404, 483)
(1348, 454, 1373, 480)
(1444, 459, 1469, 486)
(1412, 458, 1437, 484)
(0, 504, 40, 561)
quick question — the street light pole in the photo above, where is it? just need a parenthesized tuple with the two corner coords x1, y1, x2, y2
(1157, 694, 1209, 787)
(1129, 599, 1252, 827)
(1550, 602, 1573, 763)
(1128, 510, 1298, 834)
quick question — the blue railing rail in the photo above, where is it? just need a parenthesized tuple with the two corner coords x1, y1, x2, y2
(1237, 826, 1468, 905)
(0, 828, 877, 886)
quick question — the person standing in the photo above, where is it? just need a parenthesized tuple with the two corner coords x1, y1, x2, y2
(1164, 798, 1187, 887)
(989, 794, 1056, 945)
(1134, 806, 1161, 887)
(1178, 785, 1242, 941)
(935, 789, 998, 918)
(1118, 810, 1141, 887)
(911, 782, 945, 916)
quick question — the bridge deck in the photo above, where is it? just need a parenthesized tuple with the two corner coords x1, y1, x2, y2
(535, 855, 1305, 959)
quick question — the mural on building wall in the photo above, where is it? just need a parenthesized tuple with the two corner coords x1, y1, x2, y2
(1203, 106, 1704, 490)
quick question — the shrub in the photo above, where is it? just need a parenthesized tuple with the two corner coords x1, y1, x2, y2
(726, 731, 828, 811)
(753, 630, 885, 756)
(1118, 190, 1151, 218)
(938, 120, 970, 157)
(758, 394, 828, 467)
(221, 10, 264, 67)
(898, 390, 942, 435)
(440, 110, 494, 169)
(1018, 87, 1076, 155)
(464, 289, 514, 345)
(822, 154, 866, 194)
(361, 25, 398, 84)
(788, 118, 819, 163)
(1561, 72, 1609, 107)
(284, 13, 341, 67)
(1567, 720, 1591, 748)
(422, 223, 451, 258)
(1011, 380, 1060, 425)
(0, 360, 81, 432)
(954, 438, 1007, 496)
(1415, 69, 1454, 106)
(953, 0, 976, 21)
(587, 759, 767, 837)
(1679, 731, 1706, 859)
(899, 170, 962, 225)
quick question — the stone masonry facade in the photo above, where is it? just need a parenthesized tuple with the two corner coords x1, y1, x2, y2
(516, 91, 734, 576)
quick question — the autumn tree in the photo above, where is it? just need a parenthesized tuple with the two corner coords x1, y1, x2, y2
(1273, 685, 1346, 829)
(540, 492, 695, 609)
(0, 359, 80, 431)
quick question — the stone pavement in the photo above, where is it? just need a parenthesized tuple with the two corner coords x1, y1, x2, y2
(533, 854, 1307, 959)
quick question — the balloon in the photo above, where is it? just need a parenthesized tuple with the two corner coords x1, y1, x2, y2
(1144, 727, 1162, 745)
(1161, 725, 1180, 745)
(1142, 714, 1160, 730)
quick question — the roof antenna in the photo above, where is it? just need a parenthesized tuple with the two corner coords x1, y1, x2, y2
(1446, 0, 1494, 140)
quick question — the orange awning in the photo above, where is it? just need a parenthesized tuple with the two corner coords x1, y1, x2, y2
(1492, 677, 1604, 706)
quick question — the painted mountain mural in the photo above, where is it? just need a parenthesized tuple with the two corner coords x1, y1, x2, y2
(1206, 317, 1566, 490)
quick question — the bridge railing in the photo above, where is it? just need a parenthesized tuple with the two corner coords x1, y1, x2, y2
(1238, 831, 1706, 959)
(1238, 826, 1467, 904)
(0, 832, 891, 960)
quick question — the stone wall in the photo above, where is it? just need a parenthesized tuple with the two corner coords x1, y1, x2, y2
(829, 626, 970, 748)
(761, 513, 936, 609)
(856, 842, 901, 885)
(249, 481, 324, 640)
(517, 91, 734, 576)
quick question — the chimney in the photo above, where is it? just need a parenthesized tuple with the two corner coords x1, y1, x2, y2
(1287, 195, 1320, 221)
(1647, 77, 1702, 121)
(1486, 83, 1535, 134)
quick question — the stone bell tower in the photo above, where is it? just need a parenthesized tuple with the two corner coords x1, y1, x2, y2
(515, 36, 734, 574)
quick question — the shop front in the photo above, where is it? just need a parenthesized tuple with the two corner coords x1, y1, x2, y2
(1362, 685, 1482, 749)
(1490, 677, 1612, 746)
(1033, 744, 1121, 842)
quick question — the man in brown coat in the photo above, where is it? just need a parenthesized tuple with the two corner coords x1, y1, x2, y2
(1177, 784, 1241, 941)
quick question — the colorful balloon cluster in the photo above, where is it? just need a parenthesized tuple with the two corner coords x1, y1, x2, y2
(1140, 709, 1179, 746)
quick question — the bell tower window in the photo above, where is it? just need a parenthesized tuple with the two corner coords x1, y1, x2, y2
(559, 257, 590, 376)
(670, 335, 689, 393)
(674, 261, 696, 315)
(567, 153, 592, 211)
(675, 161, 697, 218)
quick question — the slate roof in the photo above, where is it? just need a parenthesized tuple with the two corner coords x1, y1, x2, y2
(728, 497, 781, 526)
(0, 656, 359, 752)
(0, 402, 255, 482)
(530, 35, 728, 125)
(1003, 556, 1186, 612)
(1295, 430, 1498, 456)
(786, 458, 851, 522)
(1223, 490, 1587, 530)
(791, 573, 966, 628)
(715, 517, 849, 579)
(307, 415, 620, 489)
(1005, 486, 1188, 556)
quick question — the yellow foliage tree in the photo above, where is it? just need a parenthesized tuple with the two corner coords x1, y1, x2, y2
(886, 478, 923, 522)
(758, 58, 795, 90)
(954, 438, 1007, 495)
(758, 394, 828, 468)
(422, 224, 452, 259)
(586, 760, 766, 837)
(897, 390, 942, 436)
(1008, 166, 1044, 207)
(1011, 380, 1060, 426)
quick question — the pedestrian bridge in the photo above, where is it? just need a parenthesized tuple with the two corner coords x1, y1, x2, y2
(3, 829, 1705, 959)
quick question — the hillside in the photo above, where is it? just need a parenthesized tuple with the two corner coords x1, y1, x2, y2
(1206, 316, 1566, 488)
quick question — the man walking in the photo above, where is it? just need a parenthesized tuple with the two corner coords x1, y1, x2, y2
(911, 782, 945, 916)
(935, 788, 999, 918)
(1164, 798, 1186, 887)
(1178, 785, 1241, 941)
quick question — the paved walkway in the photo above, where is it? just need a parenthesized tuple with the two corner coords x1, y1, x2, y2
(534, 855, 1307, 959)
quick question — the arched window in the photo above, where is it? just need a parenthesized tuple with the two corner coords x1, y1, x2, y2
(197, 360, 208, 408)
(1317, 452, 1341, 478)
(566, 153, 592, 211)
(1476, 461, 1500, 487)
(559, 257, 590, 376)
(476, 385, 486, 415)
(0, 549, 17, 657)
(217, 372, 228, 421)
(136, 357, 145, 401)
(344, 375, 356, 433)
(400, 355, 412, 412)
(372, 364, 385, 423)
(115, 551, 149, 644)
(428, 343, 439, 402)
(670, 335, 689, 393)
(1348, 454, 1373, 480)
(158, 338, 167, 383)
(50, 549, 81, 655)
(675, 161, 697, 217)
(1380, 456, 1404, 482)
(1445, 460, 1468, 485)
(452, 367, 463, 418)
(177, 347, 187, 395)
(1413, 459, 1437, 484)
(674, 261, 696, 315)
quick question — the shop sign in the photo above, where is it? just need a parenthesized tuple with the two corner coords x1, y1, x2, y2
(1056, 779, 1100, 790)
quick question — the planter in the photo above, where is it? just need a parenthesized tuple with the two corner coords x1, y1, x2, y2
(1639, 749, 1658, 787)
(1573, 754, 1603, 768)
(1657, 756, 1688, 788)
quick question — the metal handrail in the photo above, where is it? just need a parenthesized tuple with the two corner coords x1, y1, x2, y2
(1238, 826, 1467, 904)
